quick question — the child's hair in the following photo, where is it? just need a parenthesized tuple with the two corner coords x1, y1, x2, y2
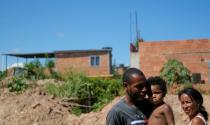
(147, 76, 167, 97)
(178, 87, 208, 121)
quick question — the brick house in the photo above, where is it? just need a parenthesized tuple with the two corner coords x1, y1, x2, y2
(55, 49, 112, 77)
(3, 48, 112, 77)
(130, 39, 210, 83)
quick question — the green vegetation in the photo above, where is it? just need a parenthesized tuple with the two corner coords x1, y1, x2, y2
(23, 59, 61, 80)
(71, 107, 82, 116)
(44, 72, 122, 114)
(45, 59, 55, 72)
(24, 59, 45, 80)
(89, 76, 122, 111)
(8, 76, 28, 93)
(3, 59, 123, 115)
(160, 59, 191, 85)
(182, 82, 193, 89)
(134, 38, 144, 49)
(45, 59, 62, 80)
(2, 59, 60, 94)
(0, 71, 6, 80)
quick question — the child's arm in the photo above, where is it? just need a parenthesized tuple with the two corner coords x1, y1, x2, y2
(164, 105, 175, 125)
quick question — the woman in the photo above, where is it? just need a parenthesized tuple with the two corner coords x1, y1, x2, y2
(178, 88, 208, 125)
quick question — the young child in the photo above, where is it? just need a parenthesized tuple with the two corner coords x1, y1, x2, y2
(147, 76, 175, 125)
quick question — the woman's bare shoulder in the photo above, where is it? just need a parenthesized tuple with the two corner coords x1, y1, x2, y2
(191, 116, 206, 125)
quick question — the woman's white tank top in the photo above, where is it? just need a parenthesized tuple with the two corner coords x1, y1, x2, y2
(189, 114, 208, 125)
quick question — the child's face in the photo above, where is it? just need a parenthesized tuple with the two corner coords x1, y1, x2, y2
(150, 85, 164, 105)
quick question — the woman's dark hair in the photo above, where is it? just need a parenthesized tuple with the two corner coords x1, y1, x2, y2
(147, 76, 167, 97)
(178, 87, 208, 121)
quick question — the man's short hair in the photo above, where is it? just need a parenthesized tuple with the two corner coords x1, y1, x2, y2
(123, 68, 145, 85)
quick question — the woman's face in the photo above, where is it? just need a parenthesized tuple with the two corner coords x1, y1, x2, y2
(179, 93, 198, 119)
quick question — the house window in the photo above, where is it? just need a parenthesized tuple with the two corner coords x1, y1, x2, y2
(90, 55, 100, 67)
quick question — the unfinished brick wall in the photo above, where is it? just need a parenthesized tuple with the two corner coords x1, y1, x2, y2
(139, 39, 210, 83)
(55, 51, 111, 77)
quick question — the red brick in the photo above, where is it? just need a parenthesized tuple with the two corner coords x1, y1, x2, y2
(55, 51, 111, 77)
(138, 39, 210, 83)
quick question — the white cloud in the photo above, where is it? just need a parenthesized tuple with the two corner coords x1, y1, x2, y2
(56, 32, 65, 38)
(12, 48, 20, 53)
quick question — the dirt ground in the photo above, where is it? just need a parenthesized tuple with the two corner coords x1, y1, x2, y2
(0, 82, 210, 125)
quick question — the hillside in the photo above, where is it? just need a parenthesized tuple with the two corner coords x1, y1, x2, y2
(0, 83, 210, 125)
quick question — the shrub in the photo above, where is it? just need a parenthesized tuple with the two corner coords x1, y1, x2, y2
(51, 71, 62, 80)
(182, 82, 193, 89)
(89, 77, 122, 111)
(8, 76, 28, 93)
(71, 107, 82, 116)
(44, 72, 123, 114)
(0, 71, 6, 80)
(45, 60, 55, 70)
(160, 59, 191, 85)
(24, 60, 45, 80)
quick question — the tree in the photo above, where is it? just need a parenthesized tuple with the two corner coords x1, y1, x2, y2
(24, 59, 45, 79)
(160, 59, 191, 85)
(45, 60, 55, 73)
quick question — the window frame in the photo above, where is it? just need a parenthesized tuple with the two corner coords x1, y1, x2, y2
(90, 55, 100, 67)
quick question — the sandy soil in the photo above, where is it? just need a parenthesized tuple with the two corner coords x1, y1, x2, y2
(0, 84, 209, 125)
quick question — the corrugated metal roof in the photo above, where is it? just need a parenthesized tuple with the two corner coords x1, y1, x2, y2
(2, 48, 112, 58)
(2, 52, 55, 58)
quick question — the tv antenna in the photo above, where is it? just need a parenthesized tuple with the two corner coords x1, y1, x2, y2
(129, 11, 141, 43)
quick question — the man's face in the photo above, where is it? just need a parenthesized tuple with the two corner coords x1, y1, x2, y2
(125, 74, 147, 103)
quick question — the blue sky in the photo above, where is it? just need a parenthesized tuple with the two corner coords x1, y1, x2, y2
(1, 0, 210, 69)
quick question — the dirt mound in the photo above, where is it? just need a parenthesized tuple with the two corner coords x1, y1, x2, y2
(0, 85, 209, 125)
(67, 95, 210, 125)
(0, 87, 69, 125)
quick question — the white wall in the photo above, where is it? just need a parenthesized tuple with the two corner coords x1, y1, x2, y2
(130, 52, 139, 69)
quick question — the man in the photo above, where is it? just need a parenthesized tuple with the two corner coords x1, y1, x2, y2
(106, 68, 153, 125)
